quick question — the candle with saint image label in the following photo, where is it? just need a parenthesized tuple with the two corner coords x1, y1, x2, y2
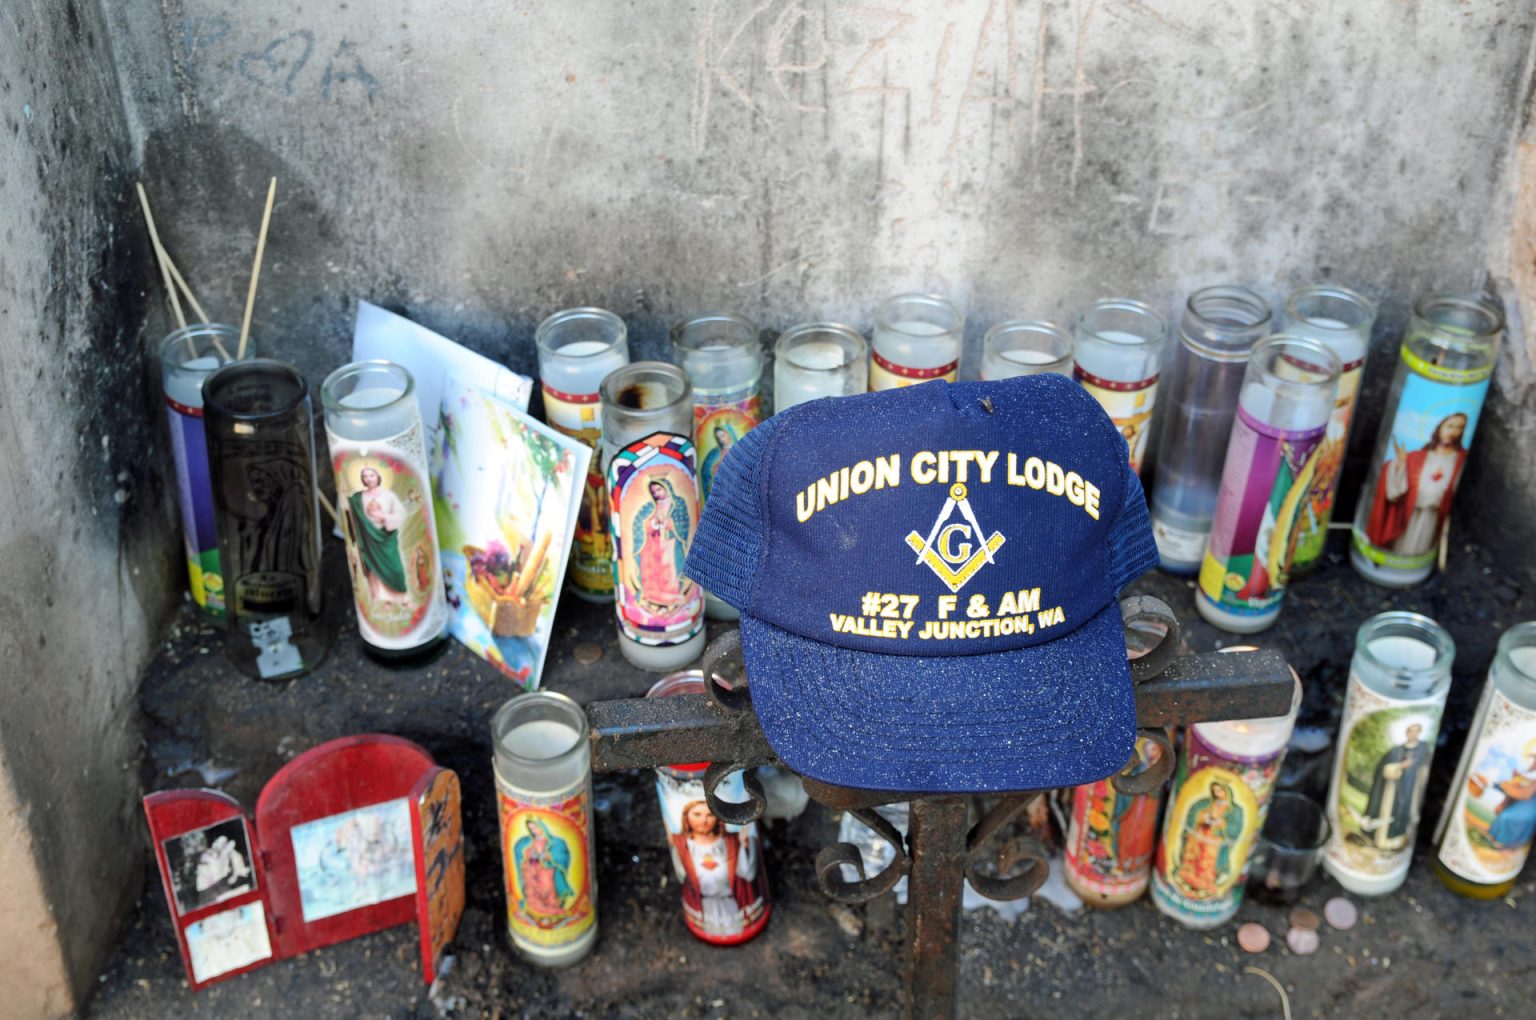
(1434, 622, 1536, 899)
(602, 362, 705, 671)
(1152, 652, 1301, 929)
(1196, 334, 1339, 634)
(1150, 286, 1271, 573)
(493, 692, 597, 966)
(773, 323, 867, 410)
(1351, 294, 1502, 588)
(982, 320, 1074, 379)
(870, 294, 963, 390)
(160, 323, 255, 617)
(537, 308, 630, 602)
(1322, 612, 1454, 895)
(1074, 299, 1167, 475)
(1279, 286, 1376, 573)
(322, 360, 448, 663)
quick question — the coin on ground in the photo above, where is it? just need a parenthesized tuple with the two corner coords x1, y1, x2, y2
(1289, 906, 1320, 932)
(573, 642, 604, 665)
(1286, 927, 1320, 955)
(1324, 896, 1358, 931)
(1237, 922, 1271, 953)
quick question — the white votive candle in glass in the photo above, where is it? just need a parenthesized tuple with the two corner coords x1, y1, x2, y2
(982, 320, 1074, 379)
(536, 308, 630, 602)
(870, 293, 963, 390)
(773, 323, 868, 411)
(1074, 299, 1168, 475)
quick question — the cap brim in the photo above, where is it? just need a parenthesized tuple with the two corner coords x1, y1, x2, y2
(739, 601, 1136, 794)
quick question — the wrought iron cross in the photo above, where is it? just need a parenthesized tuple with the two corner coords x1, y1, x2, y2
(585, 596, 1296, 1018)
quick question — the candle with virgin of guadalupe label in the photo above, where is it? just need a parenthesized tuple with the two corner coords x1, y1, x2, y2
(601, 362, 704, 671)
(1152, 654, 1301, 929)
(870, 294, 963, 391)
(1435, 622, 1536, 898)
(672, 314, 762, 622)
(1351, 294, 1503, 588)
(322, 360, 448, 662)
(1149, 286, 1271, 574)
(160, 323, 253, 617)
(492, 692, 596, 966)
(1074, 299, 1167, 476)
(1322, 613, 1454, 895)
(536, 308, 630, 602)
(1196, 335, 1339, 634)
(1064, 733, 1169, 907)
(648, 671, 772, 943)
(1278, 286, 1376, 573)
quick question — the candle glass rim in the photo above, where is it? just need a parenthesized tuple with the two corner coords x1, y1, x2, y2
(535, 306, 628, 359)
(1182, 284, 1272, 360)
(670, 312, 760, 355)
(984, 319, 1074, 367)
(203, 358, 310, 423)
(873, 292, 964, 338)
(1077, 298, 1168, 348)
(599, 360, 692, 418)
(1283, 285, 1376, 334)
(1412, 293, 1504, 340)
(160, 322, 248, 373)
(1497, 621, 1536, 683)
(492, 690, 590, 770)
(320, 359, 416, 416)
(1355, 610, 1456, 681)
(1258, 791, 1331, 852)
(774, 322, 867, 373)
(1249, 333, 1342, 394)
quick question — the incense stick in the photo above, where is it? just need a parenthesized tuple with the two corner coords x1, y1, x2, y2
(317, 489, 342, 530)
(237, 177, 277, 361)
(136, 182, 187, 335)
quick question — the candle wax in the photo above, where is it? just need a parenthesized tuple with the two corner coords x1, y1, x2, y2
(543, 338, 627, 396)
(166, 355, 224, 408)
(1367, 635, 1438, 671)
(787, 341, 851, 371)
(340, 385, 405, 410)
(1076, 330, 1158, 382)
(999, 348, 1058, 365)
(875, 319, 958, 370)
(1510, 646, 1536, 678)
(506, 719, 580, 760)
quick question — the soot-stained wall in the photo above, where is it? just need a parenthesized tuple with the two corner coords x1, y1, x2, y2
(0, 0, 168, 1013)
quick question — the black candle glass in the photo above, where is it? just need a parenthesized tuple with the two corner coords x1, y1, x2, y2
(1247, 791, 1331, 905)
(203, 359, 328, 680)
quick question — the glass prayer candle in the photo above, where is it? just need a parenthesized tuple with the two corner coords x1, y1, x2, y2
(1073, 299, 1167, 476)
(671, 313, 762, 623)
(600, 362, 705, 671)
(536, 308, 630, 603)
(1063, 732, 1170, 907)
(159, 323, 253, 617)
(981, 320, 1074, 379)
(1434, 621, 1536, 899)
(647, 671, 772, 944)
(1278, 286, 1376, 574)
(202, 359, 328, 681)
(1321, 612, 1453, 895)
(1152, 652, 1300, 929)
(1350, 294, 1503, 588)
(321, 360, 448, 663)
(773, 322, 867, 411)
(1247, 792, 1330, 905)
(1196, 334, 1340, 634)
(492, 692, 597, 966)
(870, 293, 963, 391)
(1149, 286, 1272, 574)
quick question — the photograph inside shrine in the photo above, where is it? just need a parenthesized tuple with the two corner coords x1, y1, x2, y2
(2, 3, 1536, 1018)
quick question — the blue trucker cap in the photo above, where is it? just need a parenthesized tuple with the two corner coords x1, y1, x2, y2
(684, 374, 1158, 793)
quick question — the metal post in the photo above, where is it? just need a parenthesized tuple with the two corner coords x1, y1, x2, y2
(906, 797, 970, 1020)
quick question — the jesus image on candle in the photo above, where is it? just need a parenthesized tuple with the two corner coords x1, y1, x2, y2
(670, 799, 762, 938)
(1364, 412, 1469, 557)
(629, 478, 694, 614)
(345, 463, 411, 610)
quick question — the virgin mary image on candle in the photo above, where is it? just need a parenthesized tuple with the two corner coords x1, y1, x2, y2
(340, 457, 430, 635)
(1163, 772, 1257, 900)
(513, 817, 577, 922)
(1364, 411, 1470, 557)
(668, 798, 768, 940)
(620, 471, 698, 623)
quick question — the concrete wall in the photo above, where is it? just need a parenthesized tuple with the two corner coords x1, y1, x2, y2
(0, 1, 171, 1015)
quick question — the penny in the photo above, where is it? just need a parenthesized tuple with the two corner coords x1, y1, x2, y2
(1324, 896, 1359, 931)
(573, 642, 604, 665)
(1237, 922, 1271, 953)
(1289, 907, 1321, 932)
(1286, 926, 1320, 955)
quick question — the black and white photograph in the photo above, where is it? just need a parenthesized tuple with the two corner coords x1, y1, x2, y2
(162, 818, 257, 915)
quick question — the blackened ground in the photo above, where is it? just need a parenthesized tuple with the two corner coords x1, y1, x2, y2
(90, 531, 1535, 1019)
